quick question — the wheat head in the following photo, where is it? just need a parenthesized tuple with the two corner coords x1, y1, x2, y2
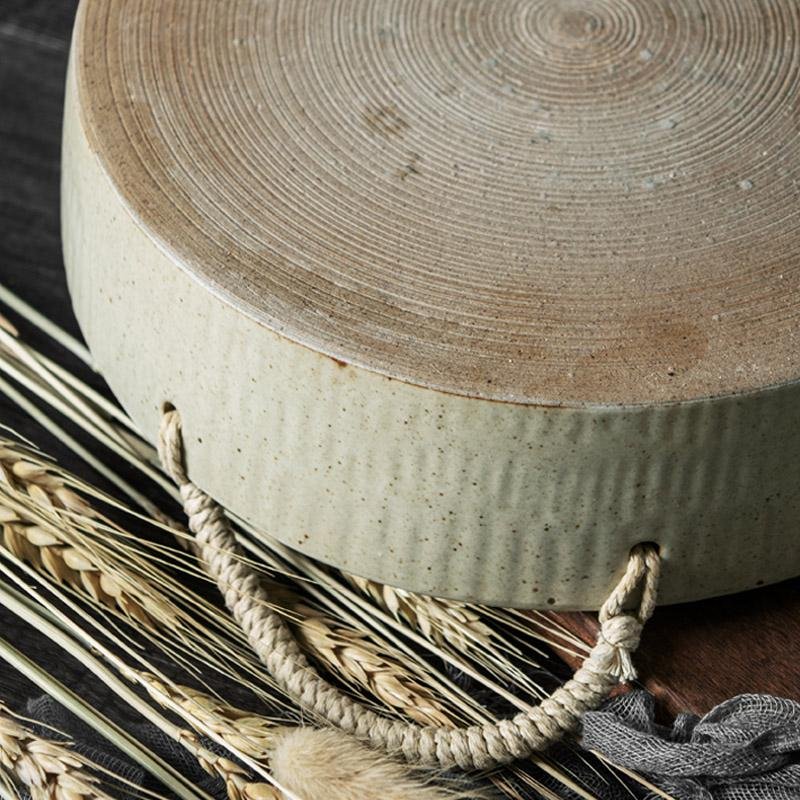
(0, 704, 113, 800)
(137, 673, 281, 800)
(0, 444, 176, 629)
(345, 574, 493, 652)
(284, 594, 453, 727)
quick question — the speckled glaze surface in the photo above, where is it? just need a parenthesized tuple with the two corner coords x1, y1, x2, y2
(63, 0, 800, 608)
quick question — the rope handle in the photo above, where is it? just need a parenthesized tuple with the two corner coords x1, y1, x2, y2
(158, 409, 660, 770)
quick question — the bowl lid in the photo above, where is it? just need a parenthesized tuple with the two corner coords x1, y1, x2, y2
(75, 0, 800, 407)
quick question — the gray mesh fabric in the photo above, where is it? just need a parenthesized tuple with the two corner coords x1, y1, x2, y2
(583, 691, 800, 799)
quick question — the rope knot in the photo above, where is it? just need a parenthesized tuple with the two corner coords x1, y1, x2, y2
(600, 614, 642, 649)
(594, 614, 642, 682)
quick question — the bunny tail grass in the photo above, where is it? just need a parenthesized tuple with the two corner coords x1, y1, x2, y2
(268, 728, 481, 800)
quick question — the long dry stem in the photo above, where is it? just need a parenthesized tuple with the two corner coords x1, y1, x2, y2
(0, 438, 295, 709)
(139, 675, 280, 800)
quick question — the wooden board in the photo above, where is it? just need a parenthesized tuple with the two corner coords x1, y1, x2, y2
(546, 577, 800, 718)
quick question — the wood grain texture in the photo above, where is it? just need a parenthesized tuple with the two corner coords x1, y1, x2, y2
(74, 0, 800, 406)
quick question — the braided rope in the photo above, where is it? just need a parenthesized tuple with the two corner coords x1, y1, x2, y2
(158, 409, 660, 770)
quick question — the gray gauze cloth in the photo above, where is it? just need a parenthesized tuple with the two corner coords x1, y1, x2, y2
(582, 691, 800, 800)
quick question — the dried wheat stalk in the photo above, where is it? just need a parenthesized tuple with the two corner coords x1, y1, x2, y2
(139, 675, 474, 800)
(0, 704, 113, 800)
(345, 574, 494, 652)
(0, 440, 298, 704)
(133, 673, 280, 800)
(0, 444, 177, 630)
(266, 583, 453, 727)
(295, 604, 453, 726)
(344, 574, 557, 706)
(180, 729, 280, 800)
(142, 673, 276, 759)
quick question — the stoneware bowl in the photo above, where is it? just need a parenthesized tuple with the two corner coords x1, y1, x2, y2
(62, 0, 800, 609)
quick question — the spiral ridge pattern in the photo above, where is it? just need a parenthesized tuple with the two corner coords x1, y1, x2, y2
(77, 0, 800, 405)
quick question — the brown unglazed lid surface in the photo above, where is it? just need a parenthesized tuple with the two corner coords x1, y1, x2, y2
(76, 0, 800, 407)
